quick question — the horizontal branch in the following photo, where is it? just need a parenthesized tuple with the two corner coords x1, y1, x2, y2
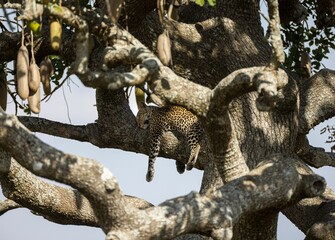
(107, 155, 325, 239)
(16, 105, 208, 171)
(0, 2, 22, 9)
(76, 58, 159, 89)
(0, 154, 152, 225)
(18, 116, 90, 142)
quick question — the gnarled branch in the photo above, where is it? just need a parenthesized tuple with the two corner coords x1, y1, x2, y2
(299, 69, 335, 134)
(295, 134, 335, 168)
(0, 149, 99, 226)
(0, 105, 327, 239)
(105, 154, 325, 239)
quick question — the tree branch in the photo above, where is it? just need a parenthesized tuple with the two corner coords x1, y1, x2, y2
(107, 154, 325, 239)
(18, 116, 90, 142)
(299, 69, 335, 134)
(0, 199, 21, 216)
(16, 103, 209, 171)
(0, 103, 327, 239)
(0, 150, 99, 226)
(80, 21, 288, 184)
(0, 110, 132, 233)
(267, 0, 285, 69)
(101, 43, 288, 117)
(295, 134, 335, 168)
(282, 181, 335, 238)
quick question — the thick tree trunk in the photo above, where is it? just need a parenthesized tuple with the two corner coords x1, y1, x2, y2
(129, 1, 296, 239)
(96, 1, 298, 239)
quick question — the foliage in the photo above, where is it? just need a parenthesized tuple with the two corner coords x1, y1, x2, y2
(282, 0, 335, 74)
(49, 55, 66, 87)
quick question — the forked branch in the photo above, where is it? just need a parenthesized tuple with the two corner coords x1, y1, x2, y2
(0, 110, 326, 239)
(105, 155, 325, 239)
(0, 151, 99, 226)
(0, 109, 129, 232)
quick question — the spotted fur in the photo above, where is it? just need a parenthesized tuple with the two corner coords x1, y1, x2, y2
(136, 106, 201, 182)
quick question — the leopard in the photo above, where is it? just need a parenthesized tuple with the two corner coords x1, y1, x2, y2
(136, 105, 201, 182)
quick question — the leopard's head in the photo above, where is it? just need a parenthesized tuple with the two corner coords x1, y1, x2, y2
(136, 108, 152, 129)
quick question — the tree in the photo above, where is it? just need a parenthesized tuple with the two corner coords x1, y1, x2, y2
(0, 0, 335, 239)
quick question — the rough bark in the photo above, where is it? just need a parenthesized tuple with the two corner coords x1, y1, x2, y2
(0, 115, 326, 238)
(0, 152, 99, 226)
(1, 0, 335, 239)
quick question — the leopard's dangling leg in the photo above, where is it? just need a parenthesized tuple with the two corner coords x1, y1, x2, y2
(146, 157, 156, 182)
(175, 160, 186, 174)
(186, 144, 200, 170)
(186, 125, 201, 170)
(146, 133, 162, 182)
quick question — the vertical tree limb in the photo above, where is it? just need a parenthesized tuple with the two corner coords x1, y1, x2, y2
(267, 0, 285, 69)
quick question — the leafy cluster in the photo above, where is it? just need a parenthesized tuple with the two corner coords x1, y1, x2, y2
(281, 1, 335, 149)
(282, 0, 335, 74)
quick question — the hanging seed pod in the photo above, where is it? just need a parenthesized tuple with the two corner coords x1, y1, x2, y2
(29, 31, 41, 93)
(16, 25, 30, 100)
(0, 71, 7, 111)
(28, 85, 41, 114)
(39, 57, 53, 95)
(157, 30, 172, 66)
(50, 20, 62, 51)
(29, 62, 40, 93)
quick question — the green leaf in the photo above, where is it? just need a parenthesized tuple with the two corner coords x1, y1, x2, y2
(195, 0, 205, 6)
(208, 0, 216, 6)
